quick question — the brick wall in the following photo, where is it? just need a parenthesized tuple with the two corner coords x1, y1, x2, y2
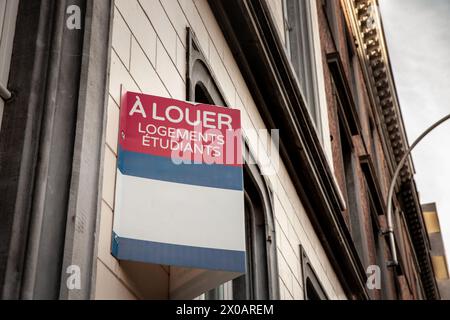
(316, 0, 424, 299)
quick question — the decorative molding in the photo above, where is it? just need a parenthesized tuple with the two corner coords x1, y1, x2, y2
(347, 0, 411, 182)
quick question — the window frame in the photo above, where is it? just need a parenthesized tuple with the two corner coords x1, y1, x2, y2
(300, 245, 328, 300)
(335, 81, 369, 267)
(232, 162, 279, 300)
(186, 28, 226, 106)
(284, 0, 323, 137)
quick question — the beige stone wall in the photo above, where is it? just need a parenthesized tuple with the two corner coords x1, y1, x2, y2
(95, 0, 346, 300)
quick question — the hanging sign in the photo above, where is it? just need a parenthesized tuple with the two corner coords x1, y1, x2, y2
(112, 91, 245, 298)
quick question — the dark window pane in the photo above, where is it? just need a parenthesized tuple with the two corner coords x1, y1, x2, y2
(306, 279, 321, 300)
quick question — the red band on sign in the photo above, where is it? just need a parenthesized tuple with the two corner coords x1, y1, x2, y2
(119, 92, 243, 166)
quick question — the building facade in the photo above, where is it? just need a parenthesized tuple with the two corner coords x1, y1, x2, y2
(422, 203, 450, 299)
(0, 0, 441, 299)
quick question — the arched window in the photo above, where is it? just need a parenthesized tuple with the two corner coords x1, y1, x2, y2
(301, 246, 327, 300)
(306, 279, 321, 300)
(186, 28, 279, 300)
(232, 164, 278, 300)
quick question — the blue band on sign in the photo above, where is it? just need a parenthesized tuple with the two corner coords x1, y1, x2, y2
(111, 233, 246, 273)
(117, 146, 243, 191)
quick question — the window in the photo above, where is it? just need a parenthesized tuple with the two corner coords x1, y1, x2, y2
(0, 0, 19, 131)
(369, 118, 379, 175)
(368, 117, 388, 194)
(232, 167, 278, 300)
(187, 29, 279, 300)
(346, 26, 358, 97)
(206, 165, 278, 300)
(284, 0, 321, 131)
(337, 92, 367, 265)
(301, 246, 327, 300)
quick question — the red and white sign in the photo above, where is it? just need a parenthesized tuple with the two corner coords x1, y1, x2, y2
(120, 92, 242, 166)
(112, 91, 246, 299)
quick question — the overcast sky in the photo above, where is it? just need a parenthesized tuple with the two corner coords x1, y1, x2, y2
(379, 0, 450, 259)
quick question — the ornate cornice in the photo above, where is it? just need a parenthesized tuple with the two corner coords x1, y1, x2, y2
(347, 0, 411, 181)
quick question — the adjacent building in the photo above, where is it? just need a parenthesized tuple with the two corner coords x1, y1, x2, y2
(422, 203, 450, 299)
(0, 0, 442, 299)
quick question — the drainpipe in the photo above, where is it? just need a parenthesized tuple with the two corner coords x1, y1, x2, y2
(386, 113, 450, 267)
